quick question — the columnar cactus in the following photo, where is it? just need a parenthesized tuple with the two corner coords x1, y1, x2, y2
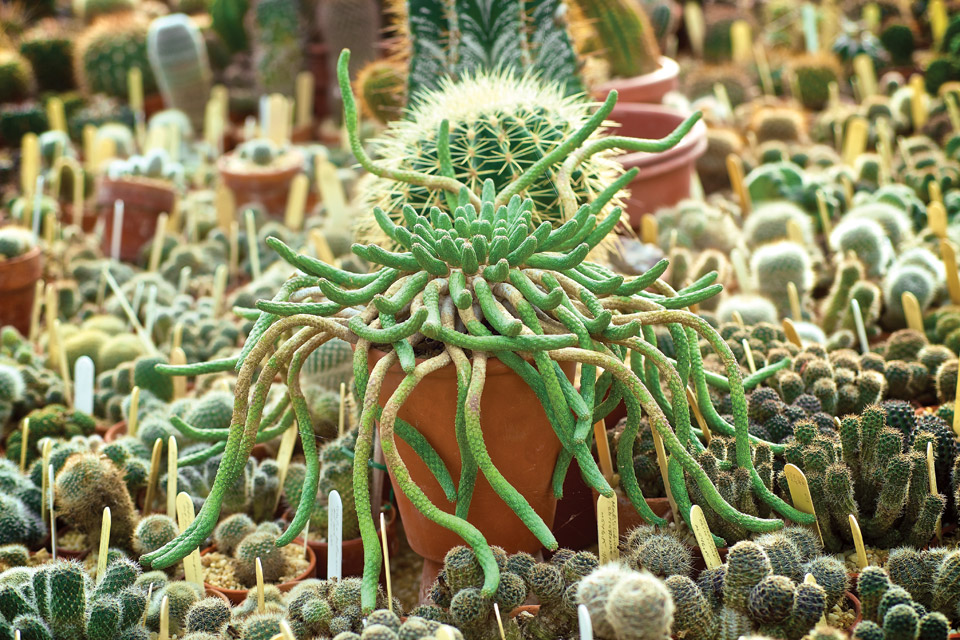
(252, 0, 303, 96)
(571, 0, 662, 78)
(147, 14, 212, 130)
(55, 452, 139, 549)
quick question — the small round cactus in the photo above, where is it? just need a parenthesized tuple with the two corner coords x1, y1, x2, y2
(133, 515, 180, 557)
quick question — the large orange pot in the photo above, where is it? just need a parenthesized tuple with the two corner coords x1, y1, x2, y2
(608, 103, 707, 228)
(0, 246, 43, 335)
(373, 352, 574, 563)
(96, 177, 176, 263)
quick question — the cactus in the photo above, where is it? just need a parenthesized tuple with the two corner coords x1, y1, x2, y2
(147, 14, 212, 130)
(356, 70, 621, 247)
(571, 0, 662, 77)
(252, 0, 303, 96)
(787, 54, 842, 111)
(19, 19, 76, 93)
(318, 0, 379, 107)
(752, 108, 806, 144)
(75, 15, 157, 99)
(233, 531, 286, 587)
(55, 452, 138, 550)
(829, 218, 894, 279)
(0, 50, 32, 104)
(237, 138, 280, 167)
(577, 564, 673, 640)
(883, 265, 939, 329)
(146, 582, 203, 635)
(133, 515, 180, 557)
(751, 242, 813, 319)
(357, 60, 407, 125)
(744, 201, 814, 248)
(0, 227, 36, 261)
(0, 102, 48, 146)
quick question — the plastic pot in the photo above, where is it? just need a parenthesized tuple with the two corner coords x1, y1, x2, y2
(0, 246, 43, 335)
(606, 103, 707, 228)
(591, 57, 680, 105)
(373, 350, 574, 564)
(96, 177, 176, 263)
(201, 538, 317, 605)
(281, 504, 399, 579)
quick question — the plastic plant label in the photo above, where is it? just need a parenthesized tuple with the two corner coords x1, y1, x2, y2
(731, 21, 751, 63)
(74, 356, 95, 415)
(941, 241, 960, 305)
(929, 201, 948, 238)
(594, 420, 615, 480)
(802, 4, 818, 53)
(782, 319, 802, 348)
(902, 292, 924, 333)
(381, 511, 393, 611)
(690, 505, 721, 569)
(176, 493, 203, 586)
(848, 515, 867, 569)
(328, 489, 342, 580)
(167, 437, 178, 519)
(596, 493, 619, 565)
(144, 438, 164, 515)
(284, 174, 310, 231)
(578, 605, 594, 640)
(784, 463, 823, 544)
(97, 507, 112, 582)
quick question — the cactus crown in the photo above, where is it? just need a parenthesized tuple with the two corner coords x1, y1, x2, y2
(0, 227, 37, 261)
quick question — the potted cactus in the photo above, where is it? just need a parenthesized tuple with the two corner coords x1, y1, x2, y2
(97, 149, 182, 262)
(0, 50, 48, 145)
(572, 0, 680, 105)
(0, 227, 42, 336)
(217, 138, 304, 218)
(143, 50, 815, 613)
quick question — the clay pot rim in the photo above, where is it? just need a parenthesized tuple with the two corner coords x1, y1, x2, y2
(592, 56, 680, 95)
(0, 245, 43, 296)
(844, 591, 862, 633)
(200, 537, 317, 603)
(217, 148, 305, 180)
(99, 175, 178, 195)
(608, 103, 708, 172)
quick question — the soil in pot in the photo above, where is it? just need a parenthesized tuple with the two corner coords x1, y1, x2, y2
(0, 246, 43, 336)
(606, 103, 707, 228)
(373, 351, 575, 563)
(201, 538, 316, 604)
(282, 504, 399, 579)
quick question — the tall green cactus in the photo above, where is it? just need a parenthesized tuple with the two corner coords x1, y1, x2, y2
(147, 14, 212, 130)
(570, 0, 662, 77)
(252, 0, 303, 96)
(75, 14, 157, 99)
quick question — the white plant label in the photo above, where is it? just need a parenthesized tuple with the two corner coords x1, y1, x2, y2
(328, 489, 342, 580)
(74, 356, 95, 415)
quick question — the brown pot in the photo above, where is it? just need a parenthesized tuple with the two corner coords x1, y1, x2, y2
(592, 57, 680, 105)
(104, 421, 127, 442)
(201, 538, 317, 604)
(282, 504, 399, 579)
(845, 592, 862, 633)
(96, 177, 176, 263)
(61, 202, 97, 233)
(217, 151, 305, 219)
(589, 489, 673, 538)
(0, 246, 43, 335)
(607, 103, 707, 227)
(205, 588, 231, 604)
(374, 351, 575, 564)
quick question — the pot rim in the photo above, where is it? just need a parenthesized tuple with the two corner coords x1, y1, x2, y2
(592, 56, 680, 93)
(368, 347, 575, 379)
(0, 245, 43, 291)
(217, 149, 305, 181)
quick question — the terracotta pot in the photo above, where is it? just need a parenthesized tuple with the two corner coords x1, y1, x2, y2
(844, 592, 862, 633)
(607, 103, 708, 227)
(282, 504, 399, 579)
(373, 351, 576, 564)
(552, 458, 598, 551)
(510, 605, 540, 618)
(217, 151, 305, 219)
(0, 246, 43, 335)
(96, 177, 176, 263)
(201, 538, 317, 604)
(61, 202, 97, 233)
(104, 421, 127, 443)
(589, 489, 672, 538)
(592, 57, 680, 105)
(205, 588, 231, 604)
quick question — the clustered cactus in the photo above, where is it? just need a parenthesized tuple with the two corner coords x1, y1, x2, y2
(786, 403, 947, 552)
(0, 557, 150, 640)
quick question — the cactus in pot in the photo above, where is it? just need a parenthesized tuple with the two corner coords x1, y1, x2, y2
(142, 49, 814, 616)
